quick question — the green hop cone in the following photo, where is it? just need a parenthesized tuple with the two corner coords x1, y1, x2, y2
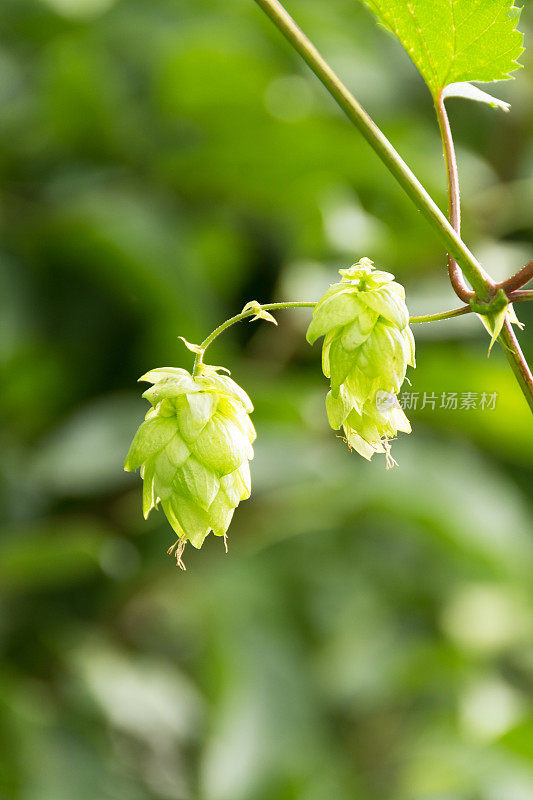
(124, 363, 255, 566)
(307, 257, 415, 467)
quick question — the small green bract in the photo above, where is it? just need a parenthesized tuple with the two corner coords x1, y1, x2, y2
(307, 258, 415, 467)
(124, 364, 255, 567)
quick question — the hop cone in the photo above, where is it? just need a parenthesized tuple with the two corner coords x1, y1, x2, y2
(306, 258, 415, 465)
(124, 364, 255, 563)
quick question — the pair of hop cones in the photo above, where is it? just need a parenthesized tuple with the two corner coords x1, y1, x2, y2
(125, 259, 415, 562)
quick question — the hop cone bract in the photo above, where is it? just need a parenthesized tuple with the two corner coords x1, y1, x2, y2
(124, 364, 255, 559)
(307, 258, 415, 465)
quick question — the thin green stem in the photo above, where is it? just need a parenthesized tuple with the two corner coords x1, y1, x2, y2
(435, 94, 477, 302)
(409, 305, 471, 323)
(193, 302, 316, 373)
(252, 0, 493, 300)
(410, 290, 533, 324)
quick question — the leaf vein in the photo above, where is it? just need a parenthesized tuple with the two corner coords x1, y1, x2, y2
(405, 0, 439, 90)
(451, 11, 508, 61)
(445, 0, 456, 87)
(462, 42, 522, 75)
(452, 0, 487, 35)
(363, 0, 523, 94)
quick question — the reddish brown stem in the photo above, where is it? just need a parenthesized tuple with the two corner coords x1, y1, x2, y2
(509, 289, 533, 303)
(499, 258, 533, 294)
(435, 94, 477, 303)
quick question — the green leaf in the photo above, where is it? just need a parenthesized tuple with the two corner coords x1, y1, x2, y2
(360, 284, 409, 330)
(178, 336, 205, 355)
(306, 290, 361, 344)
(208, 490, 235, 537)
(142, 376, 200, 404)
(361, 0, 524, 98)
(175, 456, 219, 511)
(142, 459, 156, 519)
(220, 467, 250, 506)
(191, 414, 247, 475)
(166, 493, 210, 549)
(186, 391, 218, 427)
(165, 434, 190, 468)
(478, 304, 508, 354)
(477, 303, 524, 355)
(139, 367, 194, 384)
(199, 373, 254, 413)
(242, 300, 278, 325)
(325, 389, 352, 429)
(124, 416, 178, 472)
(340, 317, 371, 350)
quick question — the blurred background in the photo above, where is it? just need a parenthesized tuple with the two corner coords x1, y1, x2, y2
(1, 0, 533, 798)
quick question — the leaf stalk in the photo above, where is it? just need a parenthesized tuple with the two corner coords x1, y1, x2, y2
(434, 94, 477, 302)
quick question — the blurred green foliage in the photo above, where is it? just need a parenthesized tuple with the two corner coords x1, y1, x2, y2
(0, 0, 532, 798)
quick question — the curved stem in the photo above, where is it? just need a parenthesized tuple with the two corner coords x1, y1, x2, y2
(193, 301, 316, 372)
(435, 94, 477, 302)
(499, 258, 533, 293)
(252, 0, 493, 300)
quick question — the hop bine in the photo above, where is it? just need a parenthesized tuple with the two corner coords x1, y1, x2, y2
(124, 364, 255, 568)
(306, 258, 415, 467)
